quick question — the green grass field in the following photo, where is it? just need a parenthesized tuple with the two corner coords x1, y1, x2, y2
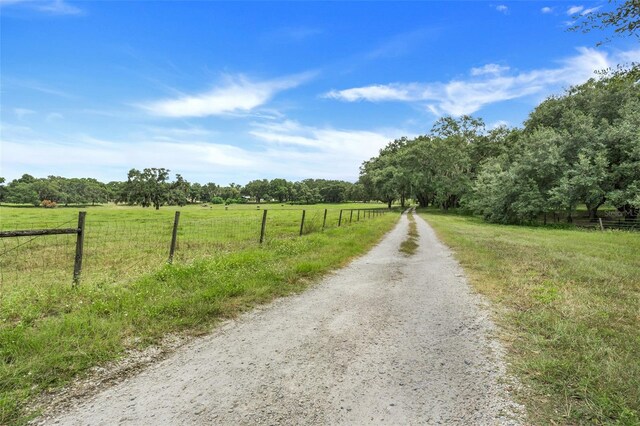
(0, 203, 398, 424)
(419, 210, 640, 425)
(0, 202, 386, 288)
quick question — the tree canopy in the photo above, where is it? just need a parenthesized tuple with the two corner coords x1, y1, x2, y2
(359, 65, 640, 223)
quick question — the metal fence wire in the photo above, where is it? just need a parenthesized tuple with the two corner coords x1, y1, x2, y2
(0, 207, 390, 289)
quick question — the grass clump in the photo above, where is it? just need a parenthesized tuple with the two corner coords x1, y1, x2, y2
(419, 209, 640, 425)
(0, 214, 398, 425)
(399, 211, 419, 255)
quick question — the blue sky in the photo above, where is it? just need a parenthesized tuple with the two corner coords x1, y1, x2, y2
(1, 1, 638, 185)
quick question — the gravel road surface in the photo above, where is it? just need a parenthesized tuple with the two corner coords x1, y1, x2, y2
(42, 211, 523, 425)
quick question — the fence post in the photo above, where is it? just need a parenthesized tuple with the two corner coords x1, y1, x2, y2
(299, 210, 306, 236)
(322, 209, 327, 231)
(349, 209, 353, 223)
(598, 217, 604, 231)
(260, 209, 268, 243)
(168, 211, 181, 264)
(338, 210, 343, 227)
(72, 211, 86, 286)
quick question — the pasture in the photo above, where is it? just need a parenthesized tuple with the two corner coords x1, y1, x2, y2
(0, 202, 386, 289)
(0, 202, 398, 424)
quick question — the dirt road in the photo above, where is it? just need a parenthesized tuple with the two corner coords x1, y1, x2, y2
(42, 212, 523, 425)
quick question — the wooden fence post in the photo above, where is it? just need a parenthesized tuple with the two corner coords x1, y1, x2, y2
(598, 217, 604, 231)
(338, 210, 343, 227)
(357, 210, 360, 221)
(260, 209, 268, 243)
(299, 210, 306, 236)
(72, 211, 86, 286)
(322, 209, 327, 231)
(168, 211, 180, 264)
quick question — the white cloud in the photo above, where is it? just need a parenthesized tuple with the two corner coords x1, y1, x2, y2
(0, 133, 256, 183)
(581, 6, 601, 15)
(0, 118, 407, 183)
(13, 108, 36, 119)
(495, 5, 508, 13)
(324, 84, 420, 102)
(541, 7, 553, 14)
(141, 72, 314, 118)
(324, 47, 637, 116)
(567, 5, 584, 15)
(0, 0, 82, 15)
(45, 112, 64, 122)
(470, 64, 510, 76)
(248, 120, 408, 180)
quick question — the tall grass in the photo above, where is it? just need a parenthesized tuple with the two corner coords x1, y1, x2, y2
(419, 210, 640, 425)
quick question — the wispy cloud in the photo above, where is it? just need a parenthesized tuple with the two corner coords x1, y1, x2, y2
(495, 5, 508, 14)
(262, 26, 323, 44)
(366, 28, 438, 60)
(2, 77, 76, 98)
(1, 117, 406, 183)
(581, 6, 601, 15)
(541, 6, 553, 14)
(567, 5, 584, 15)
(140, 72, 314, 118)
(13, 108, 36, 120)
(249, 120, 408, 179)
(470, 64, 510, 76)
(324, 47, 640, 116)
(45, 112, 64, 122)
(0, 131, 256, 183)
(0, 0, 83, 15)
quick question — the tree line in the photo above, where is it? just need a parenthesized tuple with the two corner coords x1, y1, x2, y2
(359, 66, 639, 223)
(0, 171, 370, 209)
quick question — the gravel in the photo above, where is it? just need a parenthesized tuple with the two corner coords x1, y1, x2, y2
(37, 211, 524, 425)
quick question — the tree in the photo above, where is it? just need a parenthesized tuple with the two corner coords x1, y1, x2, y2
(269, 178, 291, 203)
(200, 182, 220, 203)
(5, 181, 39, 206)
(570, 0, 640, 44)
(243, 179, 270, 203)
(0, 177, 5, 204)
(123, 168, 170, 209)
(189, 183, 202, 203)
(167, 174, 190, 206)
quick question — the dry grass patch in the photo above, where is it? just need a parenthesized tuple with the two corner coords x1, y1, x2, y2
(399, 211, 419, 255)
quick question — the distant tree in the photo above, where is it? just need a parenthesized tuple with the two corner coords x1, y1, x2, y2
(291, 182, 321, 204)
(189, 183, 202, 203)
(123, 168, 170, 209)
(0, 177, 5, 204)
(219, 183, 241, 201)
(269, 178, 291, 203)
(106, 181, 126, 204)
(346, 183, 367, 202)
(243, 179, 270, 203)
(167, 174, 190, 206)
(5, 181, 39, 206)
(200, 182, 220, 203)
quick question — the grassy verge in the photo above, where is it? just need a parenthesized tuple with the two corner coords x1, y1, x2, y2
(399, 211, 419, 255)
(419, 210, 640, 425)
(0, 214, 398, 425)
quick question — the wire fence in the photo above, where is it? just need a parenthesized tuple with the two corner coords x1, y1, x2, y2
(573, 216, 640, 231)
(0, 207, 391, 291)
